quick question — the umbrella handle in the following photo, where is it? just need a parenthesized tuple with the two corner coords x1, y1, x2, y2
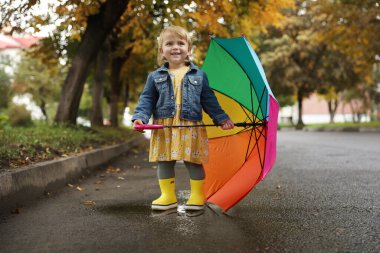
(133, 122, 266, 131)
(133, 124, 164, 130)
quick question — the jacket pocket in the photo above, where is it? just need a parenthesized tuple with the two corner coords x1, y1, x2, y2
(154, 75, 169, 108)
(188, 76, 202, 86)
(187, 76, 202, 116)
(154, 75, 168, 90)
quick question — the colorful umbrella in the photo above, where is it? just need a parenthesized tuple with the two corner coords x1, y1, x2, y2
(201, 36, 279, 212)
(134, 36, 279, 213)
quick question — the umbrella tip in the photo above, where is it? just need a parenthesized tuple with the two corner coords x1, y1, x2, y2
(241, 33, 245, 37)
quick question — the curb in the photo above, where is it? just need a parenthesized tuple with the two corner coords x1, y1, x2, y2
(0, 135, 146, 213)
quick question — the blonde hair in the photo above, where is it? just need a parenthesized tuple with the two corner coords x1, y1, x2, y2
(157, 26, 192, 66)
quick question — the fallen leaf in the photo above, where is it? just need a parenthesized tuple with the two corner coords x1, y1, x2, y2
(67, 183, 74, 188)
(336, 227, 345, 235)
(116, 185, 121, 188)
(83, 200, 95, 205)
(95, 180, 102, 185)
(76, 186, 84, 191)
(117, 177, 125, 180)
(11, 208, 22, 214)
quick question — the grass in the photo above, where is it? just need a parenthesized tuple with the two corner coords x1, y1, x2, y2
(0, 123, 139, 171)
(280, 121, 380, 129)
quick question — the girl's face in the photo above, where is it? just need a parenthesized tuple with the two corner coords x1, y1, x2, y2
(160, 32, 190, 68)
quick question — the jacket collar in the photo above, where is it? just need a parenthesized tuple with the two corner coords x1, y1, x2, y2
(157, 61, 199, 73)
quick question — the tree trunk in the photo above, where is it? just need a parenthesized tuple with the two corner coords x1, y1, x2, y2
(296, 88, 304, 129)
(91, 41, 110, 127)
(54, 0, 129, 124)
(109, 47, 133, 127)
(349, 101, 358, 123)
(123, 81, 129, 108)
(39, 100, 48, 122)
(327, 98, 339, 124)
(109, 57, 125, 127)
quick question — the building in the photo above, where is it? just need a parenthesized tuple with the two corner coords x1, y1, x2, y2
(0, 33, 40, 74)
(279, 93, 371, 125)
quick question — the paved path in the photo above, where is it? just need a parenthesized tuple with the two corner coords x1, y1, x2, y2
(0, 131, 379, 252)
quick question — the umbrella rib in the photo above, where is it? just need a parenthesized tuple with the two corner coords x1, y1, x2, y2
(253, 125, 264, 170)
(240, 103, 254, 123)
(243, 115, 269, 161)
(254, 85, 268, 123)
(213, 40, 264, 118)
(244, 126, 255, 161)
(245, 125, 266, 162)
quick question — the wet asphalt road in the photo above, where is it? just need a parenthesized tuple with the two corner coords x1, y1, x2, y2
(0, 131, 379, 253)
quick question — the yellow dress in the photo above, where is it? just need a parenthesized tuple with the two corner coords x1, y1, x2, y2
(149, 65, 209, 164)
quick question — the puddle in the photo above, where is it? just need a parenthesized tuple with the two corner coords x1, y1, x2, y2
(97, 203, 151, 215)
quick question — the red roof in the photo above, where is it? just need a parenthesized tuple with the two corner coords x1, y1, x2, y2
(0, 34, 40, 50)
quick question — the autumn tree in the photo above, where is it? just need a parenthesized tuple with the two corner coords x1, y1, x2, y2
(0, 68, 11, 110)
(7, 0, 294, 126)
(261, 1, 329, 128)
(312, 0, 380, 122)
(53, 0, 130, 124)
(316, 50, 359, 123)
(13, 52, 66, 121)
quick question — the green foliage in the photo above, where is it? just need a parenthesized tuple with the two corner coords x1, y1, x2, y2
(305, 121, 380, 129)
(0, 68, 11, 109)
(0, 113, 10, 128)
(13, 51, 66, 120)
(7, 104, 32, 127)
(0, 123, 138, 169)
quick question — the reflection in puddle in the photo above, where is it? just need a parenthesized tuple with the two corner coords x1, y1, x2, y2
(151, 209, 177, 217)
(97, 203, 151, 215)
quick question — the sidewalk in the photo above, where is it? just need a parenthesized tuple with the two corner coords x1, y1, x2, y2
(0, 135, 146, 214)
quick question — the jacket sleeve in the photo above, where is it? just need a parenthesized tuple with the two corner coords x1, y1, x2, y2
(200, 71, 230, 124)
(131, 73, 157, 124)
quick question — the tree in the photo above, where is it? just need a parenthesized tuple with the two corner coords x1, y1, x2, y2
(10, 0, 293, 125)
(91, 41, 110, 126)
(261, 1, 328, 128)
(13, 52, 65, 121)
(54, 0, 130, 124)
(0, 68, 11, 110)
(313, 0, 380, 80)
(316, 50, 359, 123)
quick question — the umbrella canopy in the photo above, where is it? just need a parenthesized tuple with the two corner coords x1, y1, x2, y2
(201, 36, 279, 212)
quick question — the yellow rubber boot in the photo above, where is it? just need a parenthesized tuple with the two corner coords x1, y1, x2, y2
(151, 178, 178, 210)
(185, 179, 205, 210)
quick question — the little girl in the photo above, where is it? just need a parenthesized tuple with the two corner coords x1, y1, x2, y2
(132, 26, 234, 211)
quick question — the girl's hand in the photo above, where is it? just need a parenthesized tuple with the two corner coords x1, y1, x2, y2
(133, 119, 145, 133)
(220, 119, 234, 130)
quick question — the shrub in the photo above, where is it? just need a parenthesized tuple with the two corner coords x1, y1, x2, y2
(0, 113, 9, 128)
(8, 104, 32, 126)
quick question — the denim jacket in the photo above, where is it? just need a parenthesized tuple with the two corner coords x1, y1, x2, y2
(132, 62, 230, 124)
